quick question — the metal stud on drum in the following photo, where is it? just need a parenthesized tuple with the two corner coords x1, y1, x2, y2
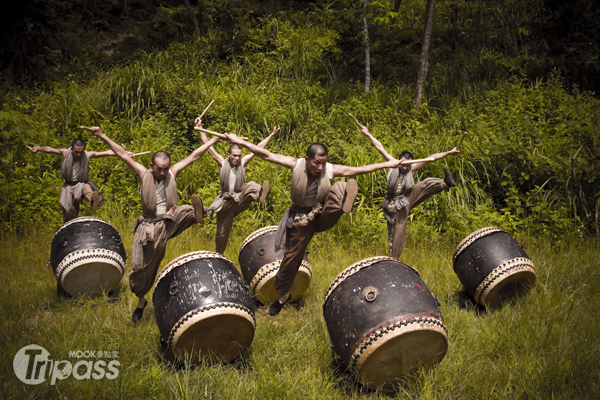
(323, 257, 448, 390)
(453, 227, 536, 309)
(239, 226, 312, 305)
(153, 251, 255, 364)
(50, 217, 126, 297)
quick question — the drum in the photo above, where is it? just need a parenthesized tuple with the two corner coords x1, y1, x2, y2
(323, 256, 448, 390)
(50, 217, 126, 297)
(238, 226, 312, 305)
(153, 251, 255, 364)
(453, 227, 536, 309)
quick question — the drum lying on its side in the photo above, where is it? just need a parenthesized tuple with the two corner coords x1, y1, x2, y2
(50, 217, 126, 297)
(238, 226, 312, 305)
(153, 251, 255, 364)
(453, 227, 536, 309)
(323, 256, 448, 391)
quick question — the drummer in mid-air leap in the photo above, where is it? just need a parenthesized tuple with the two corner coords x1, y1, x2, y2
(82, 125, 220, 323)
(223, 132, 404, 316)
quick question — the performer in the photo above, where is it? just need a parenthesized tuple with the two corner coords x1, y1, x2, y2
(223, 133, 404, 316)
(360, 125, 459, 259)
(197, 117, 278, 254)
(28, 140, 129, 223)
(82, 125, 220, 322)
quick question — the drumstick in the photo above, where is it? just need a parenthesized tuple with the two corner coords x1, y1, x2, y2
(399, 157, 435, 165)
(273, 114, 279, 127)
(132, 151, 151, 157)
(193, 126, 248, 140)
(198, 100, 215, 120)
(26, 145, 34, 151)
(457, 131, 468, 150)
(349, 113, 364, 128)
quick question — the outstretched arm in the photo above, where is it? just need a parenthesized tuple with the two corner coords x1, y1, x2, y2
(242, 124, 280, 166)
(411, 147, 460, 172)
(27, 145, 66, 157)
(170, 136, 221, 177)
(332, 158, 402, 178)
(87, 149, 134, 158)
(224, 133, 297, 170)
(195, 117, 224, 168)
(81, 126, 146, 179)
(359, 126, 396, 162)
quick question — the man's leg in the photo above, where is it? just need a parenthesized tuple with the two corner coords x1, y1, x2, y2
(235, 182, 262, 215)
(274, 221, 315, 297)
(215, 201, 237, 254)
(388, 207, 409, 259)
(81, 183, 102, 212)
(408, 178, 447, 209)
(316, 180, 357, 232)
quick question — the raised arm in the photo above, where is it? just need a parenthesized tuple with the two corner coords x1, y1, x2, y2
(195, 117, 224, 168)
(28, 145, 66, 157)
(224, 133, 297, 170)
(242, 124, 280, 165)
(411, 147, 460, 172)
(81, 126, 147, 179)
(170, 136, 221, 177)
(332, 158, 402, 178)
(359, 126, 396, 162)
(87, 149, 134, 159)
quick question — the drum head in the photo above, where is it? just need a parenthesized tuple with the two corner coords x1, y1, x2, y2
(251, 261, 312, 305)
(61, 262, 123, 297)
(480, 268, 536, 309)
(354, 320, 448, 391)
(171, 305, 255, 364)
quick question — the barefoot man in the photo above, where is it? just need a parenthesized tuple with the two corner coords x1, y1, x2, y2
(197, 117, 278, 254)
(223, 133, 404, 316)
(82, 125, 220, 322)
(359, 124, 460, 259)
(28, 139, 129, 223)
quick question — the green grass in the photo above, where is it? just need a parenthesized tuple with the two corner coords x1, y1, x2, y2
(1, 211, 599, 399)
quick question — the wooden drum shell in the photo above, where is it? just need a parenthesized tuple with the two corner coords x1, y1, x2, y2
(50, 217, 126, 297)
(239, 226, 312, 305)
(153, 251, 255, 364)
(453, 227, 536, 309)
(323, 257, 448, 390)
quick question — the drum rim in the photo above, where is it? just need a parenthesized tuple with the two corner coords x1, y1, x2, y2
(452, 227, 508, 263)
(475, 257, 535, 307)
(251, 261, 312, 303)
(53, 216, 117, 237)
(323, 256, 419, 305)
(56, 248, 125, 282)
(155, 251, 236, 287)
(167, 301, 256, 354)
(239, 225, 279, 253)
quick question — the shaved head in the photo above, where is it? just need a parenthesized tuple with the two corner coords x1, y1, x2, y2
(152, 151, 171, 164)
(306, 143, 328, 159)
(228, 144, 242, 153)
(71, 139, 86, 148)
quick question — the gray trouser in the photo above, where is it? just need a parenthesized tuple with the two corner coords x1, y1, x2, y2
(215, 182, 261, 254)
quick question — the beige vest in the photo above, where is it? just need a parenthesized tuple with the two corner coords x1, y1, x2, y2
(140, 170, 178, 216)
(220, 159, 246, 193)
(61, 148, 89, 182)
(290, 158, 332, 207)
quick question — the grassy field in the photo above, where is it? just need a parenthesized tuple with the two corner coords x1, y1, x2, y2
(1, 209, 599, 399)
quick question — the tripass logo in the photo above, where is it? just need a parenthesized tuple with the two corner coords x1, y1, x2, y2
(13, 344, 120, 385)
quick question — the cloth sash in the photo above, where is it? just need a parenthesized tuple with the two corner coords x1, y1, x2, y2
(291, 158, 331, 207)
(60, 148, 89, 182)
(274, 203, 322, 252)
(140, 170, 178, 216)
(383, 168, 413, 216)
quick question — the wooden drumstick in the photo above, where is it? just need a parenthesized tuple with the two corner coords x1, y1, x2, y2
(273, 114, 279, 127)
(198, 100, 215, 120)
(349, 113, 364, 128)
(193, 126, 248, 140)
(399, 157, 435, 165)
(26, 145, 34, 151)
(132, 151, 151, 157)
(457, 131, 468, 150)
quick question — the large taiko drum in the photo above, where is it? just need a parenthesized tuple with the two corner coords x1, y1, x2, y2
(153, 251, 255, 364)
(453, 227, 536, 309)
(238, 226, 312, 305)
(50, 217, 126, 297)
(323, 256, 448, 390)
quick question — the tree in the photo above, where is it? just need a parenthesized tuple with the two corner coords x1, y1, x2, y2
(416, 0, 436, 109)
(183, 0, 201, 36)
(363, 0, 371, 93)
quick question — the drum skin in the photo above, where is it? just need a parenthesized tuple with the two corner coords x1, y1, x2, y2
(239, 226, 312, 305)
(323, 257, 448, 390)
(453, 227, 536, 309)
(153, 251, 255, 364)
(50, 217, 126, 297)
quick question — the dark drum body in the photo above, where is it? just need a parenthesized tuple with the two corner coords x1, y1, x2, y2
(453, 227, 536, 309)
(153, 251, 255, 364)
(323, 257, 448, 391)
(239, 226, 312, 305)
(50, 217, 126, 297)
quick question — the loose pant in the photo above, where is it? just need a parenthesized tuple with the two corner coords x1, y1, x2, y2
(215, 182, 261, 254)
(129, 205, 197, 298)
(387, 178, 447, 259)
(60, 183, 102, 223)
(274, 181, 347, 296)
